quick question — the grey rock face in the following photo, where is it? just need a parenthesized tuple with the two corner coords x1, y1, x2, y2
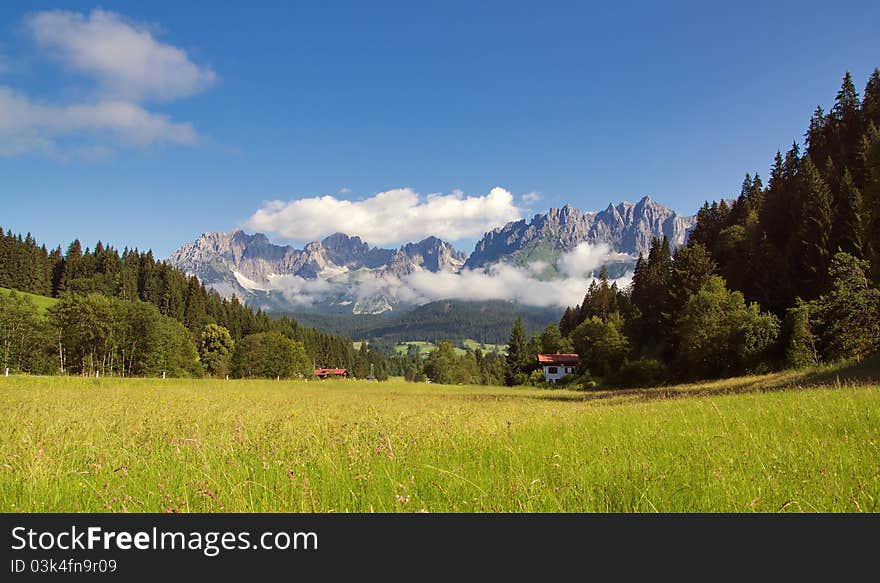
(169, 230, 466, 289)
(464, 196, 694, 269)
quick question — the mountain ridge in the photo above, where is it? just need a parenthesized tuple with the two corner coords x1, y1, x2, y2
(168, 196, 694, 313)
(465, 196, 694, 269)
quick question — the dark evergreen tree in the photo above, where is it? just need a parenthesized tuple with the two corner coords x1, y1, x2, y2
(861, 123, 880, 280)
(862, 68, 880, 130)
(504, 317, 528, 385)
(629, 236, 673, 355)
(798, 157, 834, 293)
(829, 71, 863, 175)
(833, 168, 865, 257)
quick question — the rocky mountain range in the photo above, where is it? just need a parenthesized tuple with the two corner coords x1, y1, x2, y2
(169, 231, 467, 313)
(168, 196, 694, 314)
(465, 196, 694, 269)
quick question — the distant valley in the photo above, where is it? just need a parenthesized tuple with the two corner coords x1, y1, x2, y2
(288, 299, 563, 345)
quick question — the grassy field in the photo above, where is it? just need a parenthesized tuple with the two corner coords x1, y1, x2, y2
(0, 364, 878, 512)
(0, 286, 58, 313)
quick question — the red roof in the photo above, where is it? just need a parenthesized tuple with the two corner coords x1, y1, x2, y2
(537, 353, 579, 365)
(314, 368, 348, 376)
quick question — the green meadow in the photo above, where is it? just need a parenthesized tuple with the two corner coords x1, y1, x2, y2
(0, 286, 58, 314)
(1, 365, 878, 512)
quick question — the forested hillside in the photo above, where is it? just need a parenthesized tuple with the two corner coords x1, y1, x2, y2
(0, 231, 355, 376)
(495, 70, 880, 389)
(289, 300, 561, 345)
(688, 70, 880, 310)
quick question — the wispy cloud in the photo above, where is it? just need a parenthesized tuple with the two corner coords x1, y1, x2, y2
(557, 242, 631, 278)
(0, 9, 211, 159)
(0, 86, 197, 158)
(522, 191, 541, 204)
(25, 9, 216, 103)
(247, 187, 523, 245)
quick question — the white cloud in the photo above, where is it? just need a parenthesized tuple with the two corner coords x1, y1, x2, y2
(0, 86, 197, 158)
(526, 260, 550, 274)
(522, 191, 541, 204)
(247, 187, 523, 245)
(386, 246, 633, 307)
(260, 243, 633, 309)
(0, 10, 210, 158)
(26, 9, 215, 102)
(558, 242, 632, 278)
(268, 273, 343, 306)
(400, 264, 586, 307)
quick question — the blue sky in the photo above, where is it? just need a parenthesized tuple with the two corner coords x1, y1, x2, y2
(1, 1, 879, 258)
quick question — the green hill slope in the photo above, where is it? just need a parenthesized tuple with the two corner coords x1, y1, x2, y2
(0, 287, 58, 314)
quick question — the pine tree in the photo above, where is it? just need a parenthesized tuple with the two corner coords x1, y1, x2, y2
(833, 168, 865, 258)
(798, 157, 834, 293)
(60, 239, 82, 291)
(668, 242, 717, 317)
(861, 124, 880, 281)
(759, 151, 790, 250)
(630, 237, 673, 356)
(184, 275, 207, 334)
(559, 306, 577, 337)
(863, 68, 880, 130)
(806, 106, 831, 167)
(729, 174, 756, 225)
(49, 246, 64, 296)
(830, 71, 864, 175)
(504, 317, 528, 385)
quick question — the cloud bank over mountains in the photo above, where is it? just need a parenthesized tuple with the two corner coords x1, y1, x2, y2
(247, 187, 524, 246)
(261, 242, 631, 309)
(0, 9, 212, 159)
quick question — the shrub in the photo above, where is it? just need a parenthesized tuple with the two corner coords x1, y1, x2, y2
(612, 358, 668, 388)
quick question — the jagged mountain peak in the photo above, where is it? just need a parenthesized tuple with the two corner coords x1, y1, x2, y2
(321, 232, 365, 247)
(464, 197, 693, 270)
(168, 197, 694, 314)
(168, 229, 467, 312)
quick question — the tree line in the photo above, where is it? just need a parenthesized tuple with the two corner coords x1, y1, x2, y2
(0, 233, 356, 378)
(498, 70, 880, 388)
(288, 299, 559, 346)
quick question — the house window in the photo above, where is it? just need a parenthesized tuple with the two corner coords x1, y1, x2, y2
(548, 366, 558, 374)
(565, 367, 573, 374)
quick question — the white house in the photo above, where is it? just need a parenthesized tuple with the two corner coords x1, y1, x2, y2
(538, 353, 579, 384)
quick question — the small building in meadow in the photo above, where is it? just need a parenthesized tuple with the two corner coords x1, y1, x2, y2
(314, 368, 349, 379)
(538, 353, 579, 384)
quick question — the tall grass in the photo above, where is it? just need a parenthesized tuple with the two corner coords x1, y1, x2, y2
(0, 373, 877, 512)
